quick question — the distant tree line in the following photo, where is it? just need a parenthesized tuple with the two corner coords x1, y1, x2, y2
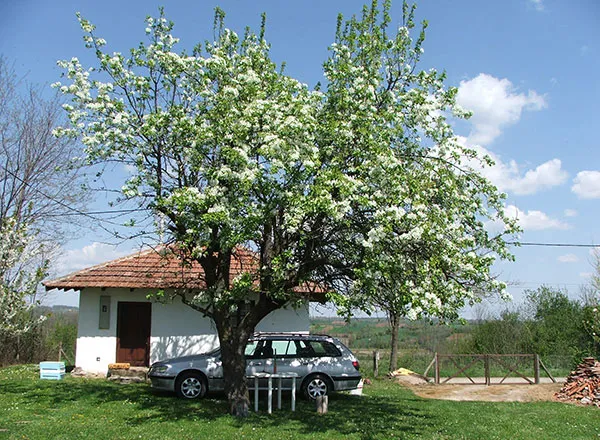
(0, 306, 78, 366)
(462, 286, 599, 365)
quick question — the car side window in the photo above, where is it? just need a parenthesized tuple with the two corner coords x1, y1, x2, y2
(307, 340, 342, 357)
(247, 340, 290, 358)
(245, 341, 259, 357)
(286, 341, 298, 356)
(322, 341, 342, 356)
(247, 338, 341, 358)
(271, 340, 290, 357)
(252, 341, 273, 358)
(295, 340, 315, 357)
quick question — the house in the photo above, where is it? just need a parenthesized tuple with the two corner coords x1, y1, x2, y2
(43, 246, 324, 374)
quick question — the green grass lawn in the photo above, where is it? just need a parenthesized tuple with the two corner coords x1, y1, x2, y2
(0, 365, 597, 440)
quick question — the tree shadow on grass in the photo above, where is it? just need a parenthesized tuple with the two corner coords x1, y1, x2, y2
(0, 377, 437, 439)
(0, 378, 227, 422)
(237, 392, 434, 440)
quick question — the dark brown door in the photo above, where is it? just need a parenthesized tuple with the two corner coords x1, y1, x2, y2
(116, 302, 151, 366)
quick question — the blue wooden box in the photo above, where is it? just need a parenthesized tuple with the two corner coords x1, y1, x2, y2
(39, 361, 66, 380)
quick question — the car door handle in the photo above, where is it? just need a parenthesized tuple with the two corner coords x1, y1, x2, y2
(250, 361, 263, 366)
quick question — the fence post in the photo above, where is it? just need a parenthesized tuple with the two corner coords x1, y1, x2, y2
(484, 355, 490, 385)
(316, 396, 328, 414)
(434, 352, 440, 385)
(373, 351, 380, 377)
(534, 354, 540, 384)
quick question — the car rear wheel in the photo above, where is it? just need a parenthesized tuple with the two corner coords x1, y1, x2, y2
(303, 374, 330, 400)
(176, 371, 207, 399)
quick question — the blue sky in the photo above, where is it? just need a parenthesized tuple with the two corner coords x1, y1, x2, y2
(1, 0, 599, 314)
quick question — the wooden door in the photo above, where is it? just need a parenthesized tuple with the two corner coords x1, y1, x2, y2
(116, 302, 151, 366)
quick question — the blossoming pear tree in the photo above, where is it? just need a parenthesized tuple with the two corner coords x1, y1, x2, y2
(54, 0, 517, 415)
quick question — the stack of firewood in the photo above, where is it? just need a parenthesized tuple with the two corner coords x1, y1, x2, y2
(554, 357, 600, 407)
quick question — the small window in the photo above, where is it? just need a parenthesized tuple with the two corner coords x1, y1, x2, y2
(99, 296, 111, 329)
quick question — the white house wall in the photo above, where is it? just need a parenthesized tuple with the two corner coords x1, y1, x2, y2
(150, 298, 219, 363)
(75, 287, 309, 374)
(76, 288, 150, 373)
(255, 305, 309, 333)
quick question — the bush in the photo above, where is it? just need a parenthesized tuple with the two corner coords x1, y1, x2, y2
(463, 287, 598, 362)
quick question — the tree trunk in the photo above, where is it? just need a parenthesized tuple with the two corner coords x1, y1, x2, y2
(220, 332, 251, 417)
(214, 315, 254, 417)
(389, 312, 400, 372)
(181, 245, 284, 417)
(212, 297, 280, 417)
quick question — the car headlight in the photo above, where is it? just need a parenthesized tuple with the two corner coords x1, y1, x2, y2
(151, 365, 170, 374)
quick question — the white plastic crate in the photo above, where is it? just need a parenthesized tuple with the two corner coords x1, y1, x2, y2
(39, 361, 66, 380)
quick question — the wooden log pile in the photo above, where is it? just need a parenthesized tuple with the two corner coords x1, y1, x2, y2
(554, 357, 600, 407)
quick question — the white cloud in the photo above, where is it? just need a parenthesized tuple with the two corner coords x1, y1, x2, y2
(458, 137, 568, 195)
(580, 272, 593, 279)
(456, 73, 547, 145)
(508, 158, 568, 195)
(54, 242, 132, 276)
(529, 0, 544, 11)
(503, 205, 571, 231)
(557, 254, 579, 263)
(564, 209, 578, 217)
(572, 171, 600, 199)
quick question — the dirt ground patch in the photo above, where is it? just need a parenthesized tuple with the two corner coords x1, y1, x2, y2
(395, 376, 564, 402)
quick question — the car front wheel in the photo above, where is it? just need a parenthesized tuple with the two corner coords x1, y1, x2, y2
(175, 372, 206, 399)
(303, 374, 330, 400)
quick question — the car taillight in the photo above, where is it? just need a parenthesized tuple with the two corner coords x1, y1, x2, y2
(352, 360, 360, 371)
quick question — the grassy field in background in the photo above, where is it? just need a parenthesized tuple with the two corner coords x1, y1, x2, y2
(1, 365, 598, 440)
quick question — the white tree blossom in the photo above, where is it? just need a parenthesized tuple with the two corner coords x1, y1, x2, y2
(0, 218, 47, 336)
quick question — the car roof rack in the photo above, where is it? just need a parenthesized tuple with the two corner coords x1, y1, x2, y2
(252, 332, 333, 338)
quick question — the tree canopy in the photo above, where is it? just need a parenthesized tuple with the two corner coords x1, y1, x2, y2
(54, 0, 517, 415)
(0, 56, 89, 245)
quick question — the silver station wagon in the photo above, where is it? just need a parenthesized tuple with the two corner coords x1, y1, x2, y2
(148, 333, 362, 400)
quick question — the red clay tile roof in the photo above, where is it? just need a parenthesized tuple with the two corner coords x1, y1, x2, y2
(43, 245, 326, 300)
